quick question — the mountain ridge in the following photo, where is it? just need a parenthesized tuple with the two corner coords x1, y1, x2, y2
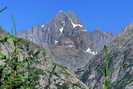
(17, 11, 114, 70)
(77, 23, 133, 89)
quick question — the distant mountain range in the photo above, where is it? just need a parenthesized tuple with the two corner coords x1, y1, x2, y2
(17, 11, 114, 70)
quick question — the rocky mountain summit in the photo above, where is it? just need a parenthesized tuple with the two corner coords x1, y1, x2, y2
(17, 11, 114, 70)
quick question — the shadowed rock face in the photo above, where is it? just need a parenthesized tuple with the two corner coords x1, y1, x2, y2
(17, 11, 114, 70)
(77, 23, 133, 89)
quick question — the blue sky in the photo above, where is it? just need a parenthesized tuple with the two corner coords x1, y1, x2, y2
(0, 0, 133, 34)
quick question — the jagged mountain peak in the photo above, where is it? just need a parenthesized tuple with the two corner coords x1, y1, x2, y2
(17, 11, 114, 70)
(17, 11, 87, 45)
(44, 10, 84, 33)
(114, 23, 133, 41)
(54, 10, 82, 24)
(122, 23, 133, 35)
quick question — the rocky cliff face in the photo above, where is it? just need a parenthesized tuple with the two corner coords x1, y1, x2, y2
(0, 28, 88, 89)
(78, 23, 133, 89)
(17, 11, 114, 70)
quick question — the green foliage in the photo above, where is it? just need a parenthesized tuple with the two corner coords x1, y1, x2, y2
(0, 34, 44, 89)
(98, 46, 112, 89)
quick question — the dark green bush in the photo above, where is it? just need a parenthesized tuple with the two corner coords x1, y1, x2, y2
(0, 33, 43, 89)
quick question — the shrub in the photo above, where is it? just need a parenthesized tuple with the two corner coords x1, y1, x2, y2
(0, 32, 43, 89)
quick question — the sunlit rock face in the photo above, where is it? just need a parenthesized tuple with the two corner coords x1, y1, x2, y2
(17, 11, 114, 70)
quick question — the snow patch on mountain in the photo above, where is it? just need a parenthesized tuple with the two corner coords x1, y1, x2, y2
(55, 40, 59, 44)
(71, 22, 83, 28)
(59, 27, 64, 33)
(69, 19, 83, 28)
(41, 24, 45, 28)
(86, 48, 97, 55)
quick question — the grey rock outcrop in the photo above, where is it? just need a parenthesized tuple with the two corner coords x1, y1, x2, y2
(17, 11, 114, 70)
(78, 23, 133, 89)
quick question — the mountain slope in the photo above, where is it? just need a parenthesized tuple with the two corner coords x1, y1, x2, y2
(78, 23, 133, 89)
(17, 11, 114, 70)
(0, 28, 88, 89)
